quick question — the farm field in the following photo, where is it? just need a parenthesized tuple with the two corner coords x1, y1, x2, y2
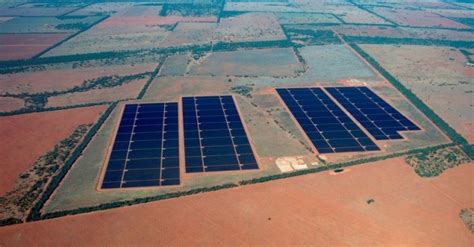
(370, 7, 470, 29)
(0, 6, 77, 16)
(215, 13, 286, 42)
(0, 61, 157, 94)
(0, 16, 102, 33)
(42, 16, 217, 57)
(0, 33, 70, 61)
(159, 54, 190, 76)
(159, 22, 217, 48)
(0, 105, 106, 195)
(275, 12, 341, 25)
(188, 47, 303, 77)
(361, 44, 474, 144)
(2, 158, 473, 245)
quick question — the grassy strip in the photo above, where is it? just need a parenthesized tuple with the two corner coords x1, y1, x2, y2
(344, 36, 474, 48)
(137, 57, 165, 100)
(37, 143, 453, 221)
(41, 183, 238, 220)
(27, 102, 117, 221)
(351, 44, 473, 158)
(0, 101, 111, 117)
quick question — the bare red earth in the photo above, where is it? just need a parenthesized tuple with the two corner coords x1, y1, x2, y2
(0, 33, 70, 61)
(0, 158, 472, 245)
(0, 105, 106, 195)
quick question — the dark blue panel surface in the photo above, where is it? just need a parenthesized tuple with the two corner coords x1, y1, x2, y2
(326, 86, 420, 140)
(101, 103, 180, 189)
(182, 96, 259, 173)
(277, 88, 379, 154)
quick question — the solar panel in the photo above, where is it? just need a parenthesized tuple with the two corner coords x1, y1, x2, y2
(182, 95, 259, 173)
(326, 87, 420, 140)
(277, 88, 379, 153)
(101, 103, 180, 189)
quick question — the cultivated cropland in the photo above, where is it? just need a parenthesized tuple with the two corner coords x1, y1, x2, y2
(0, 0, 473, 245)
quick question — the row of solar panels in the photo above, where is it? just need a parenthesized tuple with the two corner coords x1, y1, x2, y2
(101, 87, 420, 189)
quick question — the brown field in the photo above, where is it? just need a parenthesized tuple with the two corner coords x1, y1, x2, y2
(0, 33, 70, 61)
(1, 158, 472, 245)
(159, 22, 217, 47)
(0, 6, 77, 16)
(0, 105, 106, 195)
(67, 2, 135, 15)
(42, 17, 169, 57)
(361, 45, 474, 143)
(45, 76, 148, 108)
(0, 62, 156, 94)
(188, 47, 303, 77)
(215, 13, 286, 42)
(0, 96, 24, 112)
(114, 5, 162, 17)
(371, 7, 470, 29)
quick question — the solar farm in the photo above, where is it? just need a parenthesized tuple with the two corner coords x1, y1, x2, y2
(95, 86, 424, 189)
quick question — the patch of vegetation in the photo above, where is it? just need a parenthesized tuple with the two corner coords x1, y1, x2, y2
(230, 84, 253, 98)
(55, 22, 89, 30)
(351, 43, 474, 158)
(367, 198, 375, 204)
(159, 3, 220, 17)
(406, 146, 470, 177)
(283, 27, 342, 46)
(28, 103, 117, 221)
(0, 124, 92, 225)
(460, 208, 474, 233)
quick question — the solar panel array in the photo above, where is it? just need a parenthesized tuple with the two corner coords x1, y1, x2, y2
(277, 88, 380, 153)
(182, 96, 259, 172)
(101, 103, 180, 189)
(326, 87, 420, 140)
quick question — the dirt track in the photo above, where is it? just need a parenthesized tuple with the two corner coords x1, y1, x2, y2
(0, 158, 472, 246)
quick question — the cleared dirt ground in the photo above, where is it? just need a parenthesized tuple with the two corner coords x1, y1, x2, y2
(361, 44, 474, 143)
(188, 47, 303, 77)
(0, 33, 70, 61)
(0, 105, 106, 195)
(0, 158, 472, 246)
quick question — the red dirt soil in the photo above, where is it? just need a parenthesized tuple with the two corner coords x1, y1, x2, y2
(0, 33, 70, 61)
(0, 158, 472, 245)
(0, 105, 107, 195)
